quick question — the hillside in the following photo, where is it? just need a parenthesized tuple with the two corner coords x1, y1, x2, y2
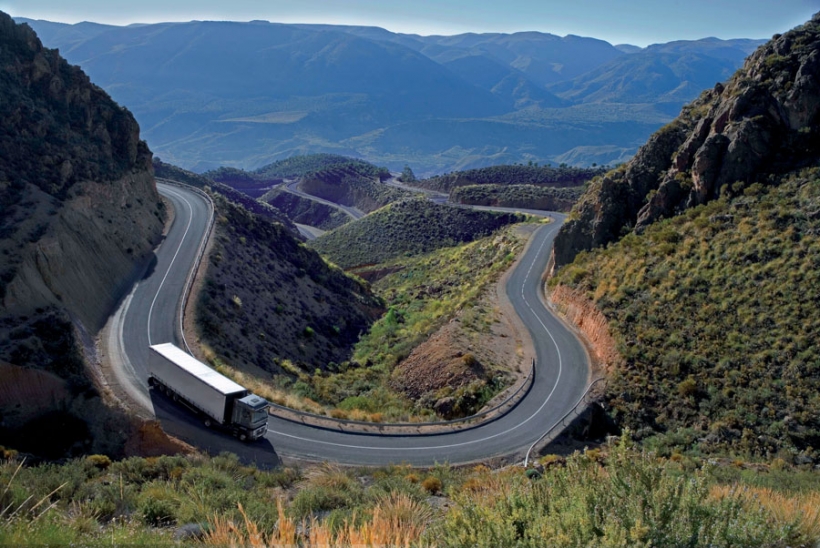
(193, 193, 383, 378)
(450, 184, 583, 211)
(552, 170, 820, 457)
(259, 188, 350, 231)
(554, 14, 820, 266)
(199, 167, 274, 198)
(204, 154, 364, 197)
(297, 162, 403, 213)
(253, 153, 373, 180)
(310, 199, 526, 268)
(152, 159, 298, 233)
(0, 12, 166, 456)
(20, 18, 763, 171)
(417, 164, 605, 193)
(549, 14, 820, 457)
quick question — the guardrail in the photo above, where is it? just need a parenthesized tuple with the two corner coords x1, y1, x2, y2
(155, 178, 216, 356)
(523, 376, 607, 467)
(268, 358, 537, 435)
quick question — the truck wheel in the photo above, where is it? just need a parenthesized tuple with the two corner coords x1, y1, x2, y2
(204, 419, 212, 428)
(239, 433, 248, 442)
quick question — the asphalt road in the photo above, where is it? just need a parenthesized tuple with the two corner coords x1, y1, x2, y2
(109, 182, 589, 466)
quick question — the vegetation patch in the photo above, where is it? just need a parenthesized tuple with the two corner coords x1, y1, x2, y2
(252, 154, 377, 181)
(416, 163, 605, 193)
(552, 169, 820, 458)
(311, 199, 527, 268)
(3, 438, 820, 547)
(451, 183, 584, 211)
(297, 227, 526, 421)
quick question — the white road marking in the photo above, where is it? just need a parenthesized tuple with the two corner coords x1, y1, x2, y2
(267, 222, 566, 451)
(146, 187, 194, 345)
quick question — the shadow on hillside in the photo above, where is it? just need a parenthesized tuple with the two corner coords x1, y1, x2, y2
(149, 390, 282, 470)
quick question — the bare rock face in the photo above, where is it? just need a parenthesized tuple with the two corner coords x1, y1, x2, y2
(554, 13, 820, 267)
(0, 11, 163, 379)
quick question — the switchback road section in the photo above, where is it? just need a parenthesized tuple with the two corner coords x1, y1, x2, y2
(107, 182, 589, 466)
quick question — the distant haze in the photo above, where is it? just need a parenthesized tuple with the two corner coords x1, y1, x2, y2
(3, 0, 816, 46)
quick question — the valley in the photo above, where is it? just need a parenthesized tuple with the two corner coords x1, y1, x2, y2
(99, 178, 590, 465)
(3, 6, 820, 546)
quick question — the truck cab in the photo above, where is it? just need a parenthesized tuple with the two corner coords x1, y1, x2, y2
(232, 394, 270, 441)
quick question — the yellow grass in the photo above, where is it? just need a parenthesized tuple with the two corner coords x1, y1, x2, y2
(210, 359, 326, 415)
(205, 500, 295, 547)
(711, 485, 820, 541)
(206, 494, 434, 547)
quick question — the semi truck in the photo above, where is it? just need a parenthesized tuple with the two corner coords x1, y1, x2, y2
(148, 343, 269, 441)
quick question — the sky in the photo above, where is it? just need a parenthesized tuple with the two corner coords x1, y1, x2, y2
(3, 0, 818, 46)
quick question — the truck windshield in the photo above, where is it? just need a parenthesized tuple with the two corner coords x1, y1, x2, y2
(251, 409, 268, 424)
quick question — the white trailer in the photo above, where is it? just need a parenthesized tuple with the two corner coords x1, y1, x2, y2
(148, 343, 269, 441)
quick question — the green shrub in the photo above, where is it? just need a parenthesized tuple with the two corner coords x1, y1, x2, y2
(139, 496, 177, 526)
(290, 486, 357, 519)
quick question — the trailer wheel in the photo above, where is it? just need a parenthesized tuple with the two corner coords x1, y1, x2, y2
(203, 418, 212, 428)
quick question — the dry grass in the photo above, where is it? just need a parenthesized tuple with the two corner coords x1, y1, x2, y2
(205, 500, 296, 547)
(310, 493, 433, 548)
(303, 463, 357, 491)
(208, 357, 327, 415)
(206, 494, 433, 547)
(711, 485, 820, 541)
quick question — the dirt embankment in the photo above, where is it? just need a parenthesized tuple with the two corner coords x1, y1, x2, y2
(549, 284, 621, 376)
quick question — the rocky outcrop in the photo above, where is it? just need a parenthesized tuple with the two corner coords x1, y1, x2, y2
(554, 13, 820, 267)
(0, 11, 164, 454)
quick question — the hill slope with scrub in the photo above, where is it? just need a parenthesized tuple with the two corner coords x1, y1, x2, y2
(550, 14, 820, 459)
(310, 199, 527, 268)
(417, 164, 605, 193)
(193, 193, 383, 379)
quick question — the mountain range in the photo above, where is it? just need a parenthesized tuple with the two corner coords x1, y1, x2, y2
(17, 17, 763, 175)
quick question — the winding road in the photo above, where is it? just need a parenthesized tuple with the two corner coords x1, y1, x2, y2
(106, 181, 590, 466)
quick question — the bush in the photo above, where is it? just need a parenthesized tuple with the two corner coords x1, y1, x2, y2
(85, 454, 112, 470)
(421, 476, 442, 495)
(139, 496, 176, 526)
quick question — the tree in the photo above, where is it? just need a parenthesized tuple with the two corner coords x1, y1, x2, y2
(399, 164, 417, 183)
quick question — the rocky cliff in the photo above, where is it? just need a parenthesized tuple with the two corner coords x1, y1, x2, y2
(554, 13, 820, 267)
(0, 12, 164, 455)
